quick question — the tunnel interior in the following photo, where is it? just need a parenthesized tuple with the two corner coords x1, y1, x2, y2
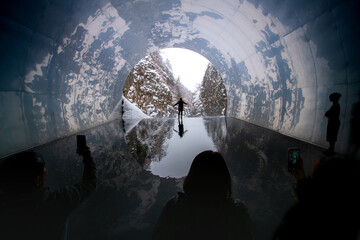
(1, 0, 359, 158)
(1, 0, 360, 239)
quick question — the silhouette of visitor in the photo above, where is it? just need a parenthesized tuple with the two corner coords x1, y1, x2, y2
(324, 92, 341, 155)
(273, 155, 360, 240)
(173, 98, 187, 119)
(153, 150, 255, 240)
(0, 145, 96, 240)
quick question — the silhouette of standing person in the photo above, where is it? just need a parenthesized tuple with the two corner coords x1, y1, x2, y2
(153, 151, 255, 240)
(324, 92, 341, 155)
(173, 98, 187, 120)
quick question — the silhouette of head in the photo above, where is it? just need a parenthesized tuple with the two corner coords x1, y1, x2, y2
(329, 92, 341, 103)
(0, 151, 46, 194)
(310, 156, 359, 200)
(274, 156, 360, 240)
(183, 151, 232, 201)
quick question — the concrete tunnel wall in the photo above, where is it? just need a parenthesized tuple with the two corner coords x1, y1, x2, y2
(0, 0, 359, 158)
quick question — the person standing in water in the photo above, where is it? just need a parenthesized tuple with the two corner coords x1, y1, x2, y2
(173, 98, 187, 120)
(324, 92, 341, 155)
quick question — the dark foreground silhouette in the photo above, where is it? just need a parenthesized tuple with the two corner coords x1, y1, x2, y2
(0, 146, 96, 240)
(153, 151, 255, 240)
(273, 155, 360, 240)
(349, 92, 360, 156)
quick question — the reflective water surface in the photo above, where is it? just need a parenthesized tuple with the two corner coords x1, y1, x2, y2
(21, 117, 325, 240)
(125, 118, 216, 178)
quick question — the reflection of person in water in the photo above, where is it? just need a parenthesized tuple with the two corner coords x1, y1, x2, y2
(324, 92, 341, 155)
(153, 151, 255, 240)
(173, 98, 187, 119)
(174, 122, 188, 138)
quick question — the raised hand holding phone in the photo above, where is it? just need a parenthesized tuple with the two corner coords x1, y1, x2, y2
(77, 135, 90, 156)
(287, 148, 305, 181)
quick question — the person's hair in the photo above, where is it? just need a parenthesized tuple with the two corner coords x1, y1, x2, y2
(0, 151, 45, 194)
(311, 156, 359, 199)
(183, 151, 232, 201)
(329, 92, 341, 102)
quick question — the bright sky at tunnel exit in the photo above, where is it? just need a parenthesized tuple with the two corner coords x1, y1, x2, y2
(160, 48, 209, 92)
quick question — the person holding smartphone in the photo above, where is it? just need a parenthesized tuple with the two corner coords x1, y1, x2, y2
(273, 152, 360, 240)
(0, 135, 96, 240)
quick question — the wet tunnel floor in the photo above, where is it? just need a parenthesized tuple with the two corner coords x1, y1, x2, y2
(30, 117, 327, 240)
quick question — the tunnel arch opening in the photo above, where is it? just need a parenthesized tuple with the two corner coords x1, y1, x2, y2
(121, 48, 227, 118)
(120, 48, 228, 178)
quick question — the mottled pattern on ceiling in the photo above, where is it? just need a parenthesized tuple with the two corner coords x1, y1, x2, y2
(0, 0, 359, 157)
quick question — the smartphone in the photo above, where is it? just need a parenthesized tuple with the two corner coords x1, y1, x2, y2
(287, 148, 300, 172)
(77, 135, 86, 150)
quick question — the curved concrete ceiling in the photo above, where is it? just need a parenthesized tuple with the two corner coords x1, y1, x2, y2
(0, 0, 359, 157)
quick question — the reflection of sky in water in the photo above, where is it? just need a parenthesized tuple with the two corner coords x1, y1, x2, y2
(138, 118, 216, 178)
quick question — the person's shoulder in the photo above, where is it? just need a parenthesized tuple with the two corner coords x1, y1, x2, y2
(227, 199, 251, 216)
(224, 199, 256, 238)
(167, 192, 185, 205)
(231, 199, 247, 208)
(161, 192, 185, 214)
(41, 185, 80, 203)
(0, 189, 6, 199)
(0, 190, 8, 208)
(31, 187, 55, 203)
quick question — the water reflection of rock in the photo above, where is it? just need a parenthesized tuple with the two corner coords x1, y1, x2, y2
(32, 119, 182, 240)
(28, 117, 325, 240)
(124, 118, 175, 168)
(203, 117, 228, 151)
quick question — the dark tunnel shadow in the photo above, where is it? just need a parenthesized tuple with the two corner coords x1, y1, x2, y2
(349, 92, 360, 157)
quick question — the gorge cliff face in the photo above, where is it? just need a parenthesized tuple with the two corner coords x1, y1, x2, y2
(123, 51, 191, 117)
(190, 63, 227, 116)
(123, 51, 227, 117)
